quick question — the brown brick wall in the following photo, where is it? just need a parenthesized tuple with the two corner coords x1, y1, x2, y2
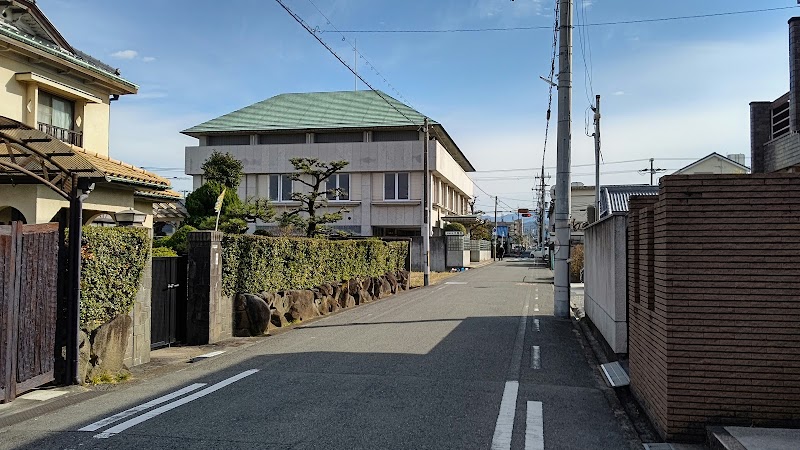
(628, 173, 800, 441)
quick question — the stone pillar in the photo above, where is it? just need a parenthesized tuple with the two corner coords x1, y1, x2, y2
(789, 17, 800, 133)
(750, 101, 772, 173)
(186, 231, 230, 345)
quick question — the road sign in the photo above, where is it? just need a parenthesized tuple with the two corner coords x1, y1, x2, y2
(518, 208, 529, 214)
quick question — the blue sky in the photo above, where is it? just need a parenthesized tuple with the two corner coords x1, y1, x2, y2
(38, 0, 799, 212)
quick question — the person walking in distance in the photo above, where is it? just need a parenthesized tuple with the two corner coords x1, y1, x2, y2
(498, 243, 506, 261)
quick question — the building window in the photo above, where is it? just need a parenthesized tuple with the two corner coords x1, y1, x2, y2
(372, 130, 420, 142)
(258, 133, 306, 145)
(38, 91, 81, 146)
(384, 172, 409, 200)
(269, 174, 294, 201)
(314, 131, 364, 143)
(207, 134, 250, 146)
(326, 173, 350, 201)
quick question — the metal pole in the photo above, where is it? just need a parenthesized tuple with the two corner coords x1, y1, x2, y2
(422, 118, 430, 286)
(493, 196, 498, 261)
(554, 0, 573, 319)
(649, 158, 655, 186)
(593, 94, 601, 215)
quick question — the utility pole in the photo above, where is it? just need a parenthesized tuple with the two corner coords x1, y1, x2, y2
(639, 158, 666, 186)
(422, 118, 430, 286)
(592, 94, 601, 215)
(354, 39, 358, 91)
(493, 196, 498, 261)
(534, 170, 550, 248)
(554, 0, 573, 319)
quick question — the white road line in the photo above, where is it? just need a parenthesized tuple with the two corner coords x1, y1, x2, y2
(534, 319, 540, 332)
(534, 304, 539, 312)
(93, 369, 259, 439)
(491, 381, 519, 450)
(531, 346, 541, 369)
(525, 401, 544, 450)
(79, 383, 206, 432)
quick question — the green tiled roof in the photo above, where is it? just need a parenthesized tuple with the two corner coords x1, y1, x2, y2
(182, 90, 437, 134)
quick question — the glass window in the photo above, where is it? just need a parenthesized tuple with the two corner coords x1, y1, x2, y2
(326, 173, 350, 201)
(314, 132, 364, 143)
(338, 173, 350, 200)
(269, 174, 279, 201)
(384, 173, 396, 200)
(38, 91, 74, 130)
(258, 133, 306, 145)
(372, 130, 420, 142)
(281, 174, 293, 201)
(398, 173, 409, 200)
(207, 135, 250, 146)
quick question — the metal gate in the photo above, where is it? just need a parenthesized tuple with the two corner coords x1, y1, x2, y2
(0, 222, 59, 402)
(150, 256, 186, 349)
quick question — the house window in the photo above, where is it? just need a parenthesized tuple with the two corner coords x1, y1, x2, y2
(372, 130, 420, 142)
(384, 172, 409, 200)
(207, 134, 250, 146)
(326, 173, 350, 201)
(269, 174, 294, 201)
(258, 133, 306, 145)
(314, 131, 364, 143)
(38, 91, 81, 146)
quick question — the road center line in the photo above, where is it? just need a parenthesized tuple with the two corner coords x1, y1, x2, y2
(531, 346, 541, 369)
(534, 318, 540, 332)
(525, 401, 544, 450)
(79, 383, 206, 432)
(93, 369, 259, 439)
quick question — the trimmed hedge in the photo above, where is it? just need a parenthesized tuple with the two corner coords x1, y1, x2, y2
(80, 227, 151, 330)
(221, 235, 408, 296)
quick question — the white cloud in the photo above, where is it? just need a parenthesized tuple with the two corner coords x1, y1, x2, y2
(613, 91, 625, 96)
(111, 49, 138, 60)
(142, 56, 156, 63)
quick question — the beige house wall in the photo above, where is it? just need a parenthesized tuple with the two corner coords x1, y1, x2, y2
(675, 157, 748, 175)
(0, 51, 111, 155)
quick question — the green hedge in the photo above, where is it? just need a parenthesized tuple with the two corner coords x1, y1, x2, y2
(221, 235, 408, 296)
(80, 227, 151, 330)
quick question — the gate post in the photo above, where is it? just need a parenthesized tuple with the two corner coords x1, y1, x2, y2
(185, 231, 230, 345)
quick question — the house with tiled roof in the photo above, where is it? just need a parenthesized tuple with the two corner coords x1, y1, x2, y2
(183, 90, 475, 236)
(0, 0, 178, 226)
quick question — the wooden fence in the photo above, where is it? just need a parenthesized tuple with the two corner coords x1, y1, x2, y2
(0, 222, 59, 402)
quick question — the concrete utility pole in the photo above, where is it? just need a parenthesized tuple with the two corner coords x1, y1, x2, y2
(493, 196, 498, 261)
(592, 94, 601, 215)
(534, 170, 550, 247)
(554, 0, 573, 318)
(639, 158, 666, 186)
(422, 118, 431, 286)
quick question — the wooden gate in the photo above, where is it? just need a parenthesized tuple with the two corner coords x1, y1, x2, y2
(0, 222, 59, 402)
(150, 256, 186, 349)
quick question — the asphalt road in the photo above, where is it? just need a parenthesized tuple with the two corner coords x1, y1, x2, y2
(0, 259, 633, 449)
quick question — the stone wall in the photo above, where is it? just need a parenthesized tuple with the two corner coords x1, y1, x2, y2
(628, 174, 800, 442)
(124, 251, 151, 367)
(186, 231, 229, 345)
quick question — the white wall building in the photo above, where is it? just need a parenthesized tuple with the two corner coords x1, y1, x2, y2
(183, 90, 475, 236)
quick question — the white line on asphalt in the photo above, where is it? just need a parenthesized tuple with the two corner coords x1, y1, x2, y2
(444, 282, 467, 285)
(436, 286, 446, 291)
(525, 401, 544, 450)
(491, 381, 519, 450)
(531, 346, 541, 369)
(534, 319, 540, 332)
(534, 304, 539, 312)
(79, 383, 207, 432)
(93, 370, 259, 439)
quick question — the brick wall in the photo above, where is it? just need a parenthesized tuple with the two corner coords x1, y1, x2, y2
(628, 173, 800, 442)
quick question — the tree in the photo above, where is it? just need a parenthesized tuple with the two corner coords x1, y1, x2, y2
(469, 220, 492, 241)
(201, 151, 244, 189)
(279, 157, 349, 237)
(443, 222, 466, 234)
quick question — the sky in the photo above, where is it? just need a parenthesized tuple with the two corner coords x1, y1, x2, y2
(37, 0, 799, 214)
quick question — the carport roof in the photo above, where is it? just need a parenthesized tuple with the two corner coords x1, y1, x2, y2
(0, 116, 174, 199)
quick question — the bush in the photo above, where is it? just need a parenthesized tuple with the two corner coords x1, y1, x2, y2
(157, 224, 196, 254)
(80, 227, 151, 330)
(221, 236, 409, 296)
(570, 244, 584, 282)
(185, 181, 242, 227)
(444, 222, 466, 234)
(152, 246, 178, 257)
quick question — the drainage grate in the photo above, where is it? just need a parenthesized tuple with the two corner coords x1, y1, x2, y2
(600, 362, 630, 387)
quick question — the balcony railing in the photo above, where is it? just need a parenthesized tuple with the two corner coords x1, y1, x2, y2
(38, 122, 83, 147)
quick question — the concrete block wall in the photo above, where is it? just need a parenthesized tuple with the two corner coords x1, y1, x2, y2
(186, 231, 231, 345)
(124, 241, 152, 368)
(628, 174, 800, 442)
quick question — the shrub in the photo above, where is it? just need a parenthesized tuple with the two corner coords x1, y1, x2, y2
(444, 222, 466, 234)
(221, 236, 409, 296)
(80, 227, 151, 330)
(152, 246, 178, 257)
(570, 244, 584, 282)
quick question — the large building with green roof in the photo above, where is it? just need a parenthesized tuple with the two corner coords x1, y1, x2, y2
(183, 90, 476, 237)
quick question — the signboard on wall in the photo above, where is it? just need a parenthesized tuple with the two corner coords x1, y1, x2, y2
(496, 226, 509, 238)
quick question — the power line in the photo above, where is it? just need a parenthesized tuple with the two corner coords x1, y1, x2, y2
(325, 6, 799, 33)
(274, 0, 421, 126)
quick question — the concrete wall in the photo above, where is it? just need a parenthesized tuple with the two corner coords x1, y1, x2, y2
(124, 245, 152, 367)
(628, 174, 800, 442)
(410, 236, 446, 272)
(761, 132, 800, 172)
(0, 50, 112, 155)
(186, 231, 231, 345)
(583, 213, 627, 353)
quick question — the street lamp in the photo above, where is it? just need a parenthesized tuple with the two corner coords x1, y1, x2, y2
(114, 209, 146, 227)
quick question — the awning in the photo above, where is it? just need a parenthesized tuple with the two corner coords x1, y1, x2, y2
(0, 116, 173, 199)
